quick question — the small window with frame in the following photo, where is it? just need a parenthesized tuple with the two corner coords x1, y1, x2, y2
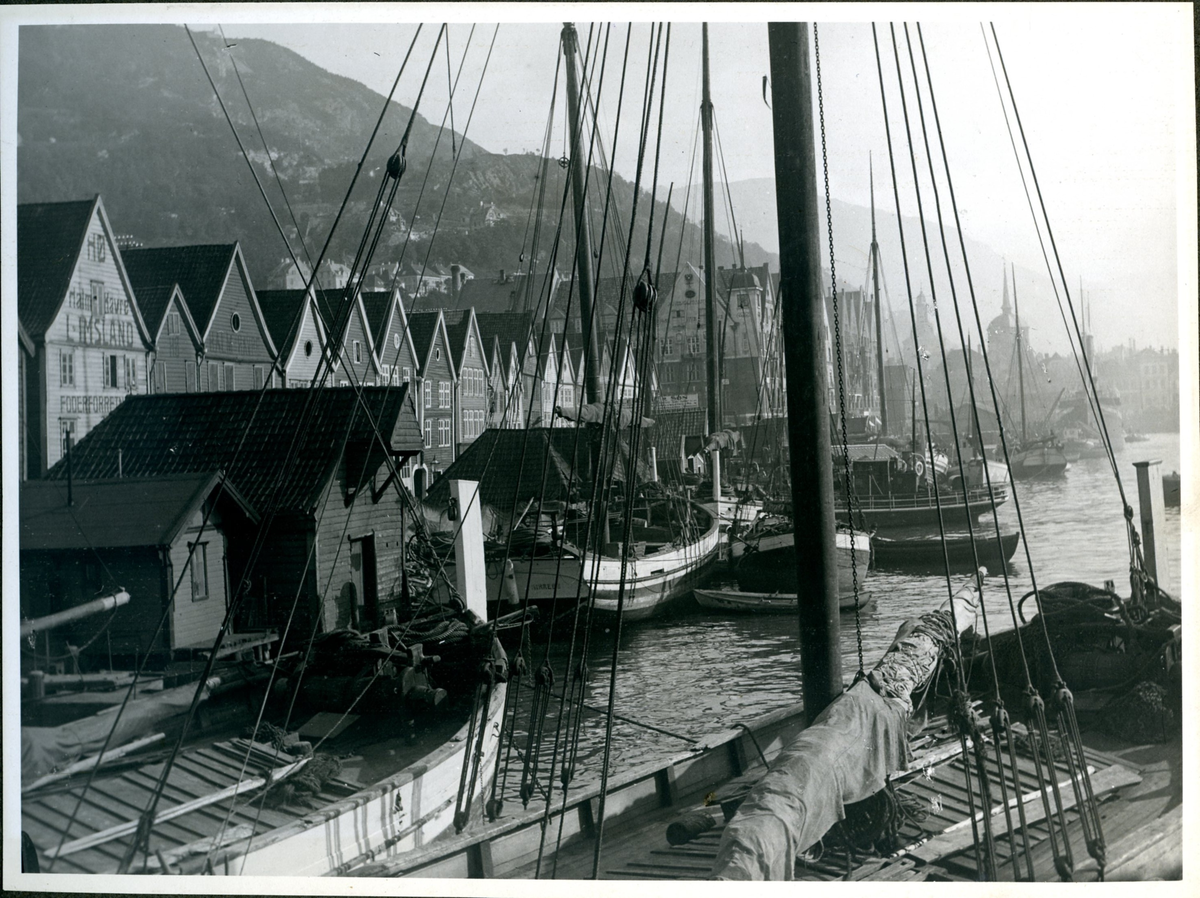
(188, 542, 209, 601)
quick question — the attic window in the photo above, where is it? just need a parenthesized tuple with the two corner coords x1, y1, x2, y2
(305, 340, 314, 357)
(435, 347, 441, 361)
(685, 289, 697, 299)
(394, 333, 401, 349)
(231, 312, 242, 332)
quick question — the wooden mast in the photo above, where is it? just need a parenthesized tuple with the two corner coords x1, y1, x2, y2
(1014, 263, 1026, 443)
(767, 23, 842, 716)
(701, 24, 722, 503)
(871, 156, 888, 435)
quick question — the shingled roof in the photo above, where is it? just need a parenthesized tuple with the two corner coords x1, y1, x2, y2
(45, 387, 421, 514)
(474, 311, 535, 369)
(21, 472, 258, 551)
(18, 198, 100, 338)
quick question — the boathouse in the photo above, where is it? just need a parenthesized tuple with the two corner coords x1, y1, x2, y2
(256, 287, 329, 388)
(18, 196, 154, 478)
(19, 472, 258, 665)
(43, 387, 423, 641)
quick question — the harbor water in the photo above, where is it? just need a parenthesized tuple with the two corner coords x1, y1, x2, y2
(496, 432, 1181, 807)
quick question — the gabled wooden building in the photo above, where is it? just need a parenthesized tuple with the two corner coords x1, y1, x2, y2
(256, 287, 329, 388)
(44, 387, 423, 639)
(442, 309, 490, 451)
(475, 311, 535, 429)
(361, 288, 418, 390)
(316, 288, 380, 386)
(20, 472, 258, 664)
(407, 310, 457, 491)
(120, 252, 206, 395)
(18, 196, 154, 478)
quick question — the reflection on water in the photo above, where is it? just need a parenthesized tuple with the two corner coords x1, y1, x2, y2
(498, 433, 1181, 802)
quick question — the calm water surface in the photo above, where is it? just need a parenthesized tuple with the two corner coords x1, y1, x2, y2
(497, 432, 1181, 802)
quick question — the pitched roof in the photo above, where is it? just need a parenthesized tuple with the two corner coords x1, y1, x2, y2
(442, 309, 480, 372)
(359, 290, 394, 349)
(21, 472, 257, 551)
(45, 387, 421, 514)
(17, 198, 98, 338)
(406, 310, 443, 371)
(474, 311, 534, 367)
(124, 244, 237, 334)
(119, 249, 179, 337)
(455, 273, 531, 314)
(255, 289, 314, 359)
(423, 428, 584, 510)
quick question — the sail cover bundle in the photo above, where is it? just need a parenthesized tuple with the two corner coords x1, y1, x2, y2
(711, 599, 969, 880)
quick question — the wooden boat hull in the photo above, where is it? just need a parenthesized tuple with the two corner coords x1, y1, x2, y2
(836, 488, 1005, 532)
(693, 587, 875, 614)
(24, 683, 508, 876)
(1009, 444, 1069, 479)
(873, 530, 1022, 573)
(730, 528, 870, 597)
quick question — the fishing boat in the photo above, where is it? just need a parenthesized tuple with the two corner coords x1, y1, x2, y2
(1005, 266, 1069, 479)
(872, 529, 1021, 573)
(336, 20, 1178, 883)
(728, 515, 871, 597)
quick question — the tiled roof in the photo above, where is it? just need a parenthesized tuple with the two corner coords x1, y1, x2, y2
(255, 289, 311, 358)
(314, 288, 362, 338)
(647, 408, 708, 455)
(21, 472, 257, 551)
(18, 198, 97, 339)
(441, 310, 473, 371)
(423, 428, 584, 510)
(45, 387, 421, 514)
(122, 244, 236, 333)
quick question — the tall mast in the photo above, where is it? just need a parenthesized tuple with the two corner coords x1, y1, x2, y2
(701, 24, 722, 502)
(870, 155, 887, 435)
(1014, 263, 1026, 442)
(767, 22, 841, 717)
(562, 23, 603, 408)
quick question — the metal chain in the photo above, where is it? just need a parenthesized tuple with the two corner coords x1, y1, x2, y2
(814, 24, 864, 675)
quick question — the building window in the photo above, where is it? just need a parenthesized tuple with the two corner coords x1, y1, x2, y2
(224, 363, 235, 391)
(124, 356, 137, 391)
(60, 419, 76, 457)
(394, 333, 401, 349)
(439, 381, 451, 408)
(186, 363, 197, 392)
(86, 232, 107, 263)
(104, 354, 120, 388)
(305, 340, 314, 357)
(424, 381, 432, 408)
(468, 334, 476, 358)
(91, 281, 104, 316)
(687, 336, 701, 355)
(254, 366, 265, 390)
(424, 419, 433, 448)
(354, 340, 362, 364)
(167, 312, 181, 336)
(59, 350, 75, 387)
(663, 337, 673, 356)
(435, 347, 442, 361)
(561, 384, 574, 408)
(231, 312, 242, 332)
(403, 366, 411, 384)
(188, 542, 209, 601)
(438, 418, 451, 447)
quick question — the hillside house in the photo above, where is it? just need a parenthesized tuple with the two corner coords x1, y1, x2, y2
(20, 473, 258, 665)
(44, 388, 423, 638)
(256, 288, 329, 388)
(18, 196, 154, 478)
(443, 309, 490, 452)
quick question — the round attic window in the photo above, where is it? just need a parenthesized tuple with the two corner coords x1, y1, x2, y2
(305, 340, 314, 357)
(685, 289, 697, 299)
(394, 333, 401, 349)
(231, 312, 241, 332)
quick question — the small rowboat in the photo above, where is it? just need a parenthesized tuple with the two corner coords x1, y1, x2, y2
(693, 587, 875, 615)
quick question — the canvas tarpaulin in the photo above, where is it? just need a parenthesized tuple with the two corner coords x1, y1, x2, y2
(712, 605, 965, 880)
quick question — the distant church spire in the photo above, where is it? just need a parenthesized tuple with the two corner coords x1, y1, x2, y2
(1001, 262, 1011, 318)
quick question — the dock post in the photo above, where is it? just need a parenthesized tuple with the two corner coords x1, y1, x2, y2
(450, 480, 488, 620)
(1133, 459, 1169, 585)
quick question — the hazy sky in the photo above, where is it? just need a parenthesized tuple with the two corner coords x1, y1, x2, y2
(10, 4, 1195, 354)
